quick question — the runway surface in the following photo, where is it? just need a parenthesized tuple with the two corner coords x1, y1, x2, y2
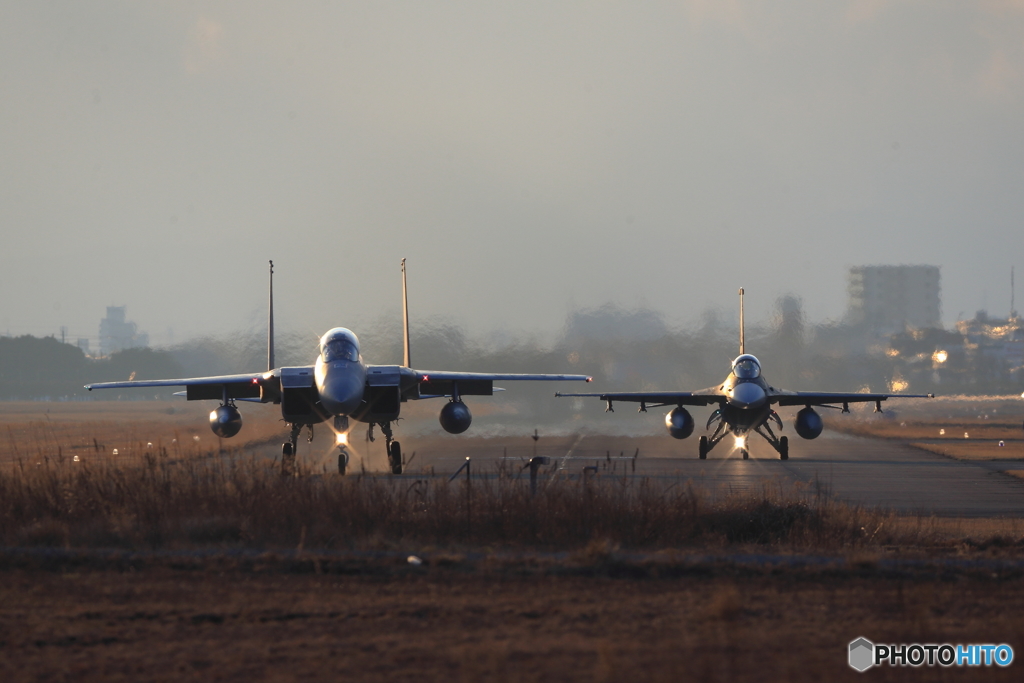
(319, 428, 1024, 518)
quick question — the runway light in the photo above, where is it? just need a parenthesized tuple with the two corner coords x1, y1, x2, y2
(939, 429, 945, 435)
(336, 432, 348, 445)
(999, 441, 1005, 447)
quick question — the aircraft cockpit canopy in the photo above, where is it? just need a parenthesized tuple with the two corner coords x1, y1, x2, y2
(732, 354, 761, 379)
(320, 328, 360, 363)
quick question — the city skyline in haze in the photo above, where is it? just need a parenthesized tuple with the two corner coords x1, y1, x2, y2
(3, 2, 1023, 346)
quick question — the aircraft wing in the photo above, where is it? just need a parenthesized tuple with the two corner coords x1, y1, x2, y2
(554, 389, 723, 407)
(415, 370, 591, 398)
(772, 391, 933, 407)
(84, 370, 285, 401)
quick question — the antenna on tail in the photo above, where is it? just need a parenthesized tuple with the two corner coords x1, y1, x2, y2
(401, 258, 412, 367)
(738, 287, 745, 355)
(268, 260, 275, 371)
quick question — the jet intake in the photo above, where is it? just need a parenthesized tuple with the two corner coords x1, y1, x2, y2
(665, 406, 695, 439)
(209, 404, 243, 438)
(794, 407, 824, 440)
(439, 400, 472, 434)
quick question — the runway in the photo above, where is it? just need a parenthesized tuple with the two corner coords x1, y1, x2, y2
(330, 428, 1024, 518)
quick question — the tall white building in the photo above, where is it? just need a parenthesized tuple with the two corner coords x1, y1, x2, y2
(846, 265, 941, 335)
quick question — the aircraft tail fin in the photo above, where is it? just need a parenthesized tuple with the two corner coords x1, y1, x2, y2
(401, 258, 412, 368)
(268, 260, 275, 371)
(738, 287, 745, 355)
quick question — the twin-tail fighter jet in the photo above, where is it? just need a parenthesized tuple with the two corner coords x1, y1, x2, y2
(556, 289, 932, 460)
(86, 260, 591, 475)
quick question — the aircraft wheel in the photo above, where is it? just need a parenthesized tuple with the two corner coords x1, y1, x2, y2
(389, 441, 403, 475)
(698, 436, 708, 460)
(741, 448, 749, 460)
(281, 443, 296, 476)
(338, 448, 349, 475)
(779, 436, 789, 461)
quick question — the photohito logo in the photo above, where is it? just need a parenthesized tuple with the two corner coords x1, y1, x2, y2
(848, 637, 1014, 671)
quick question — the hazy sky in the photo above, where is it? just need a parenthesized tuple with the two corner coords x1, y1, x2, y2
(3, 1, 1023, 349)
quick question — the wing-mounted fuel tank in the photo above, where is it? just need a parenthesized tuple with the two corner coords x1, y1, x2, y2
(210, 404, 243, 438)
(279, 367, 327, 425)
(794, 407, 824, 439)
(431, 379, 475, 434)
(665, 406, 695, 439)
(439, 400, 472, 434)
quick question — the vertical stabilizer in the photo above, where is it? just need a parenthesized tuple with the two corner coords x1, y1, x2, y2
(268, 260, 275, 371)
(401, 258, 412, 367)
(738, 287, 745, 355)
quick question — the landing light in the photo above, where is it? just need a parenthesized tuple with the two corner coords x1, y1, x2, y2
(734, 435, 747, 449)
(336, 432, 348, 445)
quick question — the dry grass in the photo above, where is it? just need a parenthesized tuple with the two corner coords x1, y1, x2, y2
(0, 401, 285, 466)
(909, 441, 1024, 460)
(4, 403, 1024, 681)
(835, 418, 1024, 443)
(2, 444, 1023, 558)
(833, 403, 1024, 462)
(2, 401, 1023, 558)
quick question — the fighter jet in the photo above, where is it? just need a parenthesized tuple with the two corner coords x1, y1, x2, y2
(556, 289, 932, 460)
(86, 260, 591, 475)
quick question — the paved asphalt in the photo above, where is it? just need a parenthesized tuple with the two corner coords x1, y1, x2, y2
(318, 428, 1024, 518)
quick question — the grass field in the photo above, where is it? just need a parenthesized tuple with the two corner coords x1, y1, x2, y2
(2, 400, 1023, 680)
(830, 395, 1024, 462)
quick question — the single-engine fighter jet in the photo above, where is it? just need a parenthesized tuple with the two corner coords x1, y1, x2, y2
(86, 260, 591, 475)
(556, 289, 932, 460)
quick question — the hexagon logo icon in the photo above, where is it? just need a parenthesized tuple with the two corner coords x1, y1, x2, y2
(849, 637, 874, 672)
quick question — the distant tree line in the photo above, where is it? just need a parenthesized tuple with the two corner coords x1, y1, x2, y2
(4, 301, 1018, 407)
(0, 336, 183, 400)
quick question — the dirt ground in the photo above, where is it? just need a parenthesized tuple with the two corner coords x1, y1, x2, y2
(1, 555, 1023, 683)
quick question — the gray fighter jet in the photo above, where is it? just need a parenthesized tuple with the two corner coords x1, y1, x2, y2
(556, 289, 931, 460)
(86, 260, 591, 474)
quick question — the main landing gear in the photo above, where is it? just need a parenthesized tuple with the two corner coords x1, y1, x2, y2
(368, 421, 403, 474)
(376, 421, 402, 475)
(281, 423, 305, 476)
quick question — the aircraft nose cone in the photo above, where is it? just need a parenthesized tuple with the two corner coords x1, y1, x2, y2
(319, 371, 364, 416)
(729, 382, 766, 409)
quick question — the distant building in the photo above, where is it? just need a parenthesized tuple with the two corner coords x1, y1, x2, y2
(846, 265, 941, 336)
(956, 310, 1024, 379)
(98, 306, 149, 356)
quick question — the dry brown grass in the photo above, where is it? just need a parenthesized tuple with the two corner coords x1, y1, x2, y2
(2, 444, 1023, 558)
(909, 441, 1024, 460)
(833, 401, 1024, 462)
(4, 403, 1024, 681)
(2, 401, 1023, 558)
(0, 401, 285, 466)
